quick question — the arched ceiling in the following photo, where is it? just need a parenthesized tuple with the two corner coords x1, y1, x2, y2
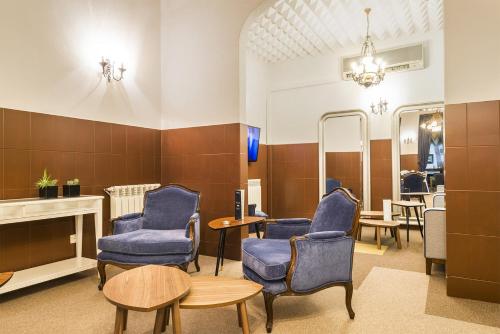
(246, 0, 443, 63)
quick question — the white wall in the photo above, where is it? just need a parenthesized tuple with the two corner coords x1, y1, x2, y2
(445, 0, 500, 104)
(244, 51, 268, 143)
(266, 31, 444, 144)
(399, 112, 419, 155)
(324, 116, 362, 152)
(161, 0, 262, 129)
(0, 0, 161, 129)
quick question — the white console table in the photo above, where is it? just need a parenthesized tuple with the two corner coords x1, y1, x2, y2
(0, 195, 103, 294)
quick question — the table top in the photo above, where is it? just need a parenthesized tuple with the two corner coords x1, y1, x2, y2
(208, 216, 266, 230)
(0, 272, 13, 288)
(360, 211, 400, 218)
(103, 265, 191, 312)
(391, 200, 426, 207)
(401, 192, 431, 196)
(359, 219, 400, 228)
(180, 276, 262, 309)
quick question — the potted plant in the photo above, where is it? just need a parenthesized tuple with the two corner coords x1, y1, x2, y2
(63, 178, 80, 197)
(36, 169, 58, 199)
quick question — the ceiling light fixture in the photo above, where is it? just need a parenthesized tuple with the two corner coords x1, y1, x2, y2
(351, 8, 385, 88)
(99, 57, 126, 82)
(420, 108, 444, 132)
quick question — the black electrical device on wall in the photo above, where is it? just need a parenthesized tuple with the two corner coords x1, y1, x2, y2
(235, 190, 243, 220)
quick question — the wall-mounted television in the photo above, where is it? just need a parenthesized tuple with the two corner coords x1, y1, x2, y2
(248, 126, 261, 162)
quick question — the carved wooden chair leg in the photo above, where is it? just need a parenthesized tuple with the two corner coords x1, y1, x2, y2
(194, 250, 201, 272)
(97, 260, 107, 290)
(263, 291, 276, 333)
(344, 282, 355, 319)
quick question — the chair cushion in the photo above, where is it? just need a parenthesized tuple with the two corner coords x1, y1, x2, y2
(98, 229, 192, 255)
(242, 238, 291, 280)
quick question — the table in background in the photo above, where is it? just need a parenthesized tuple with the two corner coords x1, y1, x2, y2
(391, 200, 425, 242)
(360, 211, 400, 220)
(358, 219, 402, 249)
(180, 276, 263, 334)
(400, 192, 430, 216)
(0, 195, 103, 294)
(208, 216, 266, 276)
(103, 265, 191, 334)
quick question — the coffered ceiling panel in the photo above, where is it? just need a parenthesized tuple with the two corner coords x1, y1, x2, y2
(246, 0, 443, 63)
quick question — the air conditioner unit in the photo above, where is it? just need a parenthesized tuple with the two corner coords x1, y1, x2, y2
(342, 43, 424, 80)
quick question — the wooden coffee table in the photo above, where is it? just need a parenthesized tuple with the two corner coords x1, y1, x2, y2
(208, 216, 266, 276)
(0, 272, 13, 288)
(179, 276, 263, 334)
(103, 265, 191, 334)
(360, 211, 400, 219)
(358, 219, 402, 249)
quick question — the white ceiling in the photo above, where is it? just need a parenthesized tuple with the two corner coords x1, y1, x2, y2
(246, 0, 443, 63)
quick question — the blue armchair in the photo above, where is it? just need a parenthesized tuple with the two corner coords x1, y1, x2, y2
(96, 185, 201, 290)
(242, 188, 360, 332)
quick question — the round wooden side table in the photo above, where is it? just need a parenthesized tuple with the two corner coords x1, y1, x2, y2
(103, 265, 191, 334)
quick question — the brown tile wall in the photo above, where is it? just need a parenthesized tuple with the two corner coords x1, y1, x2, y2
(400, 154, 418, 171)
(370, 140, 393, 211)
(248, 144, 268, 213)
(445, 101, 500, 303)
(268, 143, 319, 219)
(0, 108, 161, 272)
(325, 152, 362, 200)
(161, 123, 248, 261)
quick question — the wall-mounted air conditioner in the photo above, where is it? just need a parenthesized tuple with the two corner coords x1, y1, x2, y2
(342, 43, 425, 80)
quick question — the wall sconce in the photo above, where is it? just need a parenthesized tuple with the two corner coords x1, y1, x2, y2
(402, 137, 414, 144)
(99, 57, 126, 82)
(370, 98, 388, 116)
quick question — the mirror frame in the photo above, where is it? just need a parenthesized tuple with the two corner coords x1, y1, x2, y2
(319, 110, 370, 209)
(391, 102, 445, 201)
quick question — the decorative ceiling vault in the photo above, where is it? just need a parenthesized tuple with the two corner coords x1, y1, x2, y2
(246, 0, 443, 63)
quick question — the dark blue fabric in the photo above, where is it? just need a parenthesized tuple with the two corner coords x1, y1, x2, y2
(242, 238, 291, 280)
(98, 229, 192, 255)
(243, 266, 288, 294)
(310, 192, 356, 233)
(114, 217, 143, 234)
(265, 218, 311, 239)
(289, 236, 354, 293)
(142, 186, 199, 230)
(326, 178, 342, 193)
(97, 251, 192, 266)
(305, 231, 346, 239)
(119, 212, 142, 220)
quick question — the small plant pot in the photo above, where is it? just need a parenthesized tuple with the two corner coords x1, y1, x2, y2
(63, 185, 80, 197)
(39, 186, 58, 199)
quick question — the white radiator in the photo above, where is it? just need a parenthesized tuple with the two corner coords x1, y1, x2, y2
(105, 184, 161, 219)
(248, 179, 262, 211)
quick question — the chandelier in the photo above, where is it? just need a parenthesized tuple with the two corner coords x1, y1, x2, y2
(351, 8, 385, 88)
(420, 109, 443, 132)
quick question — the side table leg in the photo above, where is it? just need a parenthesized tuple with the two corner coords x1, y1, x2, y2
(172, 300, 182, 334)
(238, 301, 250, 334)
(376, 227, 381, 250)
(215, 230, 224, 276)
(255, 223, 261, 239)
(162, 307, 170, 332)
(237, 304, 243, 327)
(153, 308, 166, 334)
(114, 307, 125, 334)
(405, 207, 410, 243)
(395, 227, 402, 249)
(220, 229, 227, 270)
(414, 207, 424, 238)
(123, 309, 128, 331)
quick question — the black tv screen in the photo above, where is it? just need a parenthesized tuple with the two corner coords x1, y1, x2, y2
(248, 126, 260, 162)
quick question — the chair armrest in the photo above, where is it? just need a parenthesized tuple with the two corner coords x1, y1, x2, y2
(112, 213, 143, 235)
(185, 213, 200, 255)
(305, 231, 346, 239)
(264, 218, 311, 239)
(424, 208, 446, 260)
(286, 234, 354, 293)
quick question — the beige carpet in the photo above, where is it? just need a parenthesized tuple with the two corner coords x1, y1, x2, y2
(0, 229, 499, 333)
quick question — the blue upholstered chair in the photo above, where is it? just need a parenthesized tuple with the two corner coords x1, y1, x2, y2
(242, 188, 360, 332)
(96, 185, 201, 290)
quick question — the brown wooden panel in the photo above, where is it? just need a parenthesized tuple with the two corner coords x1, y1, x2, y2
(248, 144, 268, 213)
(400, 154, 418, 171)
(468, 146, 500, 191)
(447, 276, 500, 303)
(325, 151, 362, 199)
(445, 103, 467, 147)
(370, 140, 392, 210)
(467, 101, 499, 146)
(0, 108, 161, 272)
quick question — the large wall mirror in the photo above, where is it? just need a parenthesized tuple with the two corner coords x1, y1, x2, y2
(319, 110, 370, 209)
(392, 103, 445, 204)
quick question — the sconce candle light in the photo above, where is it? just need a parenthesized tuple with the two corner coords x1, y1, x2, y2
(370, 98, 388, 116)
(99, 57, 126, 82)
